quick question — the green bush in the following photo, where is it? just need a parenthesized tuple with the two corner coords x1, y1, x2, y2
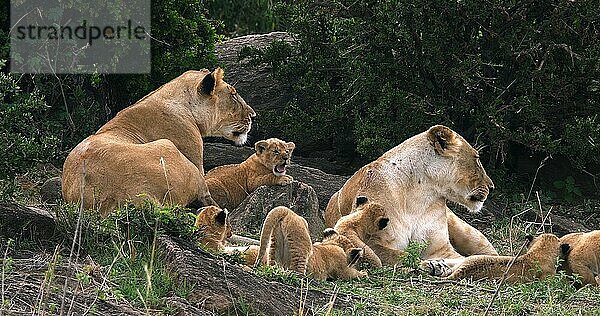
(0, 61, 60, 197)
(206, 0, 281, 37)
(247, 0, 599, 196)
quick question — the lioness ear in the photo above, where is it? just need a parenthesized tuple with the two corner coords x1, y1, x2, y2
(322, 228, 338, 239)
(286, 142, 296, 151)
(560, 243, 571, 256)
(377, 217, 389, 230)
(199, 68, 224, 96)
(427, 125, 462, 156)
(347, 248, 363, 265)
(356, 196, 368, 207)
(255, 140, 268, 154)
(215, 209, 227, 226)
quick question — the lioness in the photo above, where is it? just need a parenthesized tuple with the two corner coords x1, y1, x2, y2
(62, 68, 255, 216)
(323, 125, 496, 271)
(205, 138, 295, 210)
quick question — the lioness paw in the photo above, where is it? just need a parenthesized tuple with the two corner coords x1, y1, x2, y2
(420, 259, 452, 277)
(278, 175, 293, 185)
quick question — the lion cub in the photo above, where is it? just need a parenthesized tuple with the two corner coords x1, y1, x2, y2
(446, 234, 569, 283)
(206, 138, 295, 210)
(255, 206, 367, 280)
(560, 230, 600, 287)
(332, 196, 401, 267)
(194, 206, 232, 252)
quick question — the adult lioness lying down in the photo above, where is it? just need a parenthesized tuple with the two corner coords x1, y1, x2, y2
(62, 68, 256, 216)
(323, 125, 497, 272)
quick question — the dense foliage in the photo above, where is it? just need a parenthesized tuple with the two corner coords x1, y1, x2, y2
(206, 0, 281, 37)
(246, 0, 599, 195)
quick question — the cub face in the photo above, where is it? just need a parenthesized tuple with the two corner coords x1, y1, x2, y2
(254, 138, 295, 176)
(195, 206, 232, 251)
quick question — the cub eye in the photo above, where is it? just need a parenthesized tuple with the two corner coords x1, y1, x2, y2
(273, 150, 280, 155)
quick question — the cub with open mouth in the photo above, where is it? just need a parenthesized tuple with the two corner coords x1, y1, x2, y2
(205, 138, 296, 210)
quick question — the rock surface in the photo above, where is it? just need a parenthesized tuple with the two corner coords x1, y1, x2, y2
(230, 181, 324, 240)
(39, 176, 62, 203)
(2, 253, 143, 315)
(0, 202, 57, 240)
(215, 32, 293, 115)
(157, 235, 354, 315)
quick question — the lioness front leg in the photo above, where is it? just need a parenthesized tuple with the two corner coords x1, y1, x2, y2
(369, 243, 406, 266)
(420, 241, 465, 277)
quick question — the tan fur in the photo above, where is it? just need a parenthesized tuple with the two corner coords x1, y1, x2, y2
(323, 125, 496, 271)
(332, 198, 396, 267)
(446, 208, 499, 256)
(446, 234, 563, 283)
(62, 68, 256, 216)
(255, 206, 367, 280)
(224, 245, 259, 267)
(194, 206, 232, 252)
(206, 138, 295, 210)
(560, 230, 600, 287)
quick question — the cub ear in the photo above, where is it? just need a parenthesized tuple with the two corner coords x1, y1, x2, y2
(322, 228, 338, 240)
(560, 243, 571, 256)
(286, 142, 296, 151)
(356, 195, 368, 207)
(215, 209, 227, 226)
(347, 248, 363, 265)
(377, 217, 389, 230)
(524, 234, 534, 246)
(255, 140, 268, 154)
(426, 125, 462, 156)
(199, 68, 223, 96)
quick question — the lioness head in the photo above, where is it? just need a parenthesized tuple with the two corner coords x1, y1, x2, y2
(425, 125, 494, 212)
(254, 138, 295, 176)
(199, 68, 256, 145)
(195, 206, 232, 251)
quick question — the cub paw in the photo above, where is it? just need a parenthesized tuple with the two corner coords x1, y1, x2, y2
(420, 259, 452, 277)
(277, 175, 293, 185)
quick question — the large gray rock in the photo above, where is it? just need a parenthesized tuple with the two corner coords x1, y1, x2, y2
(0, 203, 57, 240)
(203, 142, 349, 214)
(216, 32, 294, 115)
(39, 176, 62, 203)
(230, 181, 324, 240)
